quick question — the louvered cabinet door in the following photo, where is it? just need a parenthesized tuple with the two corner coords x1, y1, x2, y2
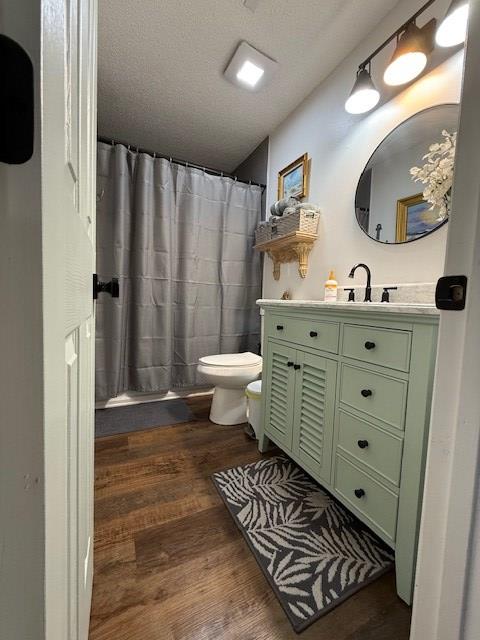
(292, 352, 337, 483)
(264, 341, 296, 450)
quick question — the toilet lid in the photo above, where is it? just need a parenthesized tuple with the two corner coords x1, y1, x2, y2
(199, 352, 262, 367)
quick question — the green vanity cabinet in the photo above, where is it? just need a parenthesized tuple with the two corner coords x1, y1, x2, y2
(264, 342, 296, 449)
(292, 352, 337, 484)
(258, 301, 439, 606)
(264, 343, 337, 483)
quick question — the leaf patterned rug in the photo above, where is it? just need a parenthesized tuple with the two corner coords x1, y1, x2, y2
(212, 456, 394, 633)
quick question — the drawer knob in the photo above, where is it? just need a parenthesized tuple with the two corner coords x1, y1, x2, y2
(287, 361, 294, 367)
(354, 488, 365, 499)
(309, 330, 318, 338)
(357, 439, 369, 449)
(294, 364, 301, 370)
(361, 389, 373, 398)
(276, 325, 284, 331)
(364, 341, 376, 350)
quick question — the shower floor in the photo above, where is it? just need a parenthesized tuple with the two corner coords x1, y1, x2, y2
(88, 396, 410, 640)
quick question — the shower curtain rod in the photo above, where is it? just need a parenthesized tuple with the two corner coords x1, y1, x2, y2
(97, 135, 266, 190)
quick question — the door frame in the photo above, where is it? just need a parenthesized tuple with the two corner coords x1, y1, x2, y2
(410, 1, 480, 637)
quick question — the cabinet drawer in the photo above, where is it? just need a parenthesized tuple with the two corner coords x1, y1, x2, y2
(343, 324, 412, 372)
(270, 315, 339, 354)
(335, 455, 398, 541)
(337, 411, 403, 486)
(340, 364, 407, 430)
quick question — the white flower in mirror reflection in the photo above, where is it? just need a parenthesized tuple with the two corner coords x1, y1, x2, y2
(410, 130, 457, 222)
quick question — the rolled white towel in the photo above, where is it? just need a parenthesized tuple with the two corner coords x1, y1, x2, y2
(270, 196, 299, 217)
(293, 202, 320, 213)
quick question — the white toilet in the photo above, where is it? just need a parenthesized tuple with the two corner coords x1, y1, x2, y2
(197, 352, 262, 425)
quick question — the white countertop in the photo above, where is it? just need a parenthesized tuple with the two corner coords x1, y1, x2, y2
(257, 299, 440, 316)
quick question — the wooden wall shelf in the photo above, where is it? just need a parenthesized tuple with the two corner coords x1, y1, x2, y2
(254, 231, 318, 280)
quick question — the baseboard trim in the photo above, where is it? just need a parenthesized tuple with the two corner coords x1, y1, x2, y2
(95, 387, 213, 409)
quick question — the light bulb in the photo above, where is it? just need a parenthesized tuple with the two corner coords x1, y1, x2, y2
(345, 89, 380, 114)
(384, 51, 427, 86)
(436, 1, 469, 47)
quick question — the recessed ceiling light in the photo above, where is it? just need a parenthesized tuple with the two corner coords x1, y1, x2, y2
(236, 60, 265, 87)
(224, 41, 277, 92)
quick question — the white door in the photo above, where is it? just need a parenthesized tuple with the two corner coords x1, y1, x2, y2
(63, 1, 97, 637)
(411, 1, 480, 638)
(46, 0, 97, 637)
(0, 0, 97, 639)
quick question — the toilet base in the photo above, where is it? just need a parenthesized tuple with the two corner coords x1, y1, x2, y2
(210, 386, 247, 425)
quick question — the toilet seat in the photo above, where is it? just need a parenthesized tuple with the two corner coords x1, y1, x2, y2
(198, 352, 262, 368)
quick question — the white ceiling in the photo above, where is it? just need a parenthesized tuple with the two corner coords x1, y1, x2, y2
(98, 0, 400, 172)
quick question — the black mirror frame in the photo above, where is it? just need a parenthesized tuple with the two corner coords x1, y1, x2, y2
(354, 103, 459, 245)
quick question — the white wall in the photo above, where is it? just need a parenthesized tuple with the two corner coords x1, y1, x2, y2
(264, 0, 464, 299)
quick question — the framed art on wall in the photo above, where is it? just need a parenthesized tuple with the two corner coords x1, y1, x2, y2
(278, 153, 309, 200)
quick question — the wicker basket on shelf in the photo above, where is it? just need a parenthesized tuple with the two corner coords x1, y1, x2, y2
(271, 209, 319, 238)
(255, 223, 271, 245)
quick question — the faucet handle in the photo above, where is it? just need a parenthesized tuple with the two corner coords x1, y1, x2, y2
(344, 288, 355, 302)
(381, 286, 398, 303)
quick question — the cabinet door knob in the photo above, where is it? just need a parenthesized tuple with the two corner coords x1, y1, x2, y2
(294, 364, 301, 370)
(361, 389, 373, 398)
(357, 439, 369, 449)
(287, 361, 294, 367)
(354, 488, 365, 499)
(365, 341, 376, 350)
(309, 330, 318, 338)
(276, 325, 284, 331)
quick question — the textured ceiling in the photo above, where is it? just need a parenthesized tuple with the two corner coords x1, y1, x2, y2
(98, 0, 400, 172)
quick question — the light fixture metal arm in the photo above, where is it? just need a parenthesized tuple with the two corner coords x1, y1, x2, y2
(358, 0, 437, 70)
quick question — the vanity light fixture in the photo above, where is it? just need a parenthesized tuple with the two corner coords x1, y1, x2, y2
(383, 20, 435, 86)
(345, 66, 380, 114)
(436, 0, 469, 47)
(224, 41, 277, 92)
(344, 0, 468, 114)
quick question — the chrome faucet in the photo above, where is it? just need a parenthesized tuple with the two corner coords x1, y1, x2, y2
(348, 263, 372, 302)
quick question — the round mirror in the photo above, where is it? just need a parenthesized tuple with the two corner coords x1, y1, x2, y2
(355, 104, 459, 244)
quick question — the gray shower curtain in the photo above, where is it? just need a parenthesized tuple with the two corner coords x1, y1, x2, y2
(95, 142, 262, 401)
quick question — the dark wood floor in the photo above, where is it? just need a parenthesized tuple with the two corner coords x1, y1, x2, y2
(89, 396, 411, 640)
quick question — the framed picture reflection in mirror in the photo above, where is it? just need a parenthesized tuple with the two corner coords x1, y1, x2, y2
(395, 193, 444, 242)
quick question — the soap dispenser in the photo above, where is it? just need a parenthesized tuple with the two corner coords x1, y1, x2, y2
(324, 270, 338, 302)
